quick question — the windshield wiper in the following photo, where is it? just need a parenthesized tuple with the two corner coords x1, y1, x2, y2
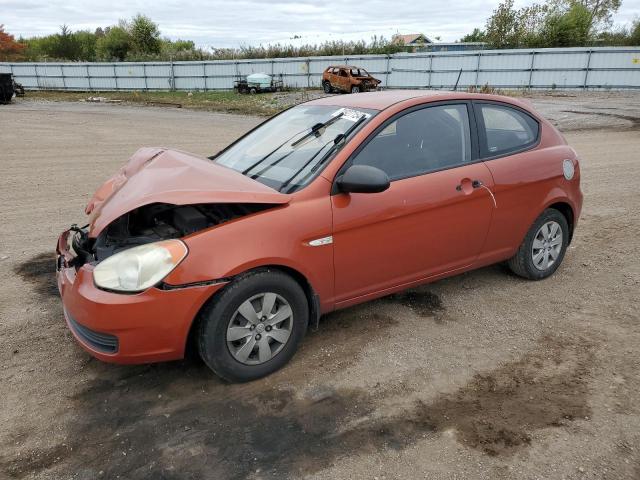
(279, 114, 368, 193)
(309, 114, 367, 173)
(241, 132, 300, 176)
(290, 112, 344, 147)
(277, 137, 337, 192)
(241, 112, 345, 178)
(249, 149, 295, 180)
(244, 112, 347, 181)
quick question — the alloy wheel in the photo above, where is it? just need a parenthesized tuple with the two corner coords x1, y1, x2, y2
(531, 220, 563, 271)
(226, 292, 293, 365)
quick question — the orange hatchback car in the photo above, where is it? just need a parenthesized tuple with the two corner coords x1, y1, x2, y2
(57, 91, 582, 382)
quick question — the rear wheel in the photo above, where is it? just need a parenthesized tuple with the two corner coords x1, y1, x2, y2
(198, 270, 308, 382)
(323, 81, 332, 93)
(508, 208, 569, 280)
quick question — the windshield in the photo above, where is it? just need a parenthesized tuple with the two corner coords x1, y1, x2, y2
(214, 105, 376, 193)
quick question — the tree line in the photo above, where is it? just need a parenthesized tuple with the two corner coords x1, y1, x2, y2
(463, 0, 639, 47)
(1, 2, 638, 63)
(0, 15, 406, 62)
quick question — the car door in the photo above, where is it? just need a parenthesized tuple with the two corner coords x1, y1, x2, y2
(337, 68, 350, 91)
(472, 101, 548, 259)
(331, 102, 495, 305)
(327, 67, 337, 88)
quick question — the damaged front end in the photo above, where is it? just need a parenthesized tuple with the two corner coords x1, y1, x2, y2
(65, 202, 275, 269)
(57, 147, 291, 293)
(359, 77, 381, 92)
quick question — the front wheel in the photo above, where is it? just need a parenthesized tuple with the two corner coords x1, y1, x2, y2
(507, 208, 569, 280)
(198, 270, 308, 382)
(350, 85, 361, 93)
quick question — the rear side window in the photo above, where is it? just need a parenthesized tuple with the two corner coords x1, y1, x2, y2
(477, 103, 539, 157)
(351, 104, 472, 181)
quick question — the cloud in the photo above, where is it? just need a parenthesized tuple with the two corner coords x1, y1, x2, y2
(2, 0, 639, 47)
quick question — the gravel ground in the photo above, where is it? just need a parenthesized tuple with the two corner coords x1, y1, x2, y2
(1, 92, 639, 480)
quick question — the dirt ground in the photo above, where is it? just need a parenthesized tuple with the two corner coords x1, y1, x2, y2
(1, 92, 639, 480)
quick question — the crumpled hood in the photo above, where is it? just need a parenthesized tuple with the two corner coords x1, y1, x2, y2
(86, 147, 290, 237)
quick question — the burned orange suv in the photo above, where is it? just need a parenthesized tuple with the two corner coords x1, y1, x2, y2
(57, 91, 582, 382)
(322, 65, 381, 93)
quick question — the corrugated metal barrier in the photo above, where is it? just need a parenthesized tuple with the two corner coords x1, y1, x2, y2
(1, 46, 639, 91)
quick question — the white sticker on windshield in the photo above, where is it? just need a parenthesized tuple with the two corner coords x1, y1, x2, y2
(332, 108, 370, 122)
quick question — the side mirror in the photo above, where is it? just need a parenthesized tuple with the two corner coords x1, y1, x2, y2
(337, 165, 390, 194)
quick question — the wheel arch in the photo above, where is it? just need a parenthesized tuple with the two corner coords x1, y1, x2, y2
(262, 264, 322, 328)
(545, 200, 575, 243)
(184, 264, 321, 358)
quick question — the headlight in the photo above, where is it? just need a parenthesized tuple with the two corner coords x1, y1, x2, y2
(93, 240, 188, 292)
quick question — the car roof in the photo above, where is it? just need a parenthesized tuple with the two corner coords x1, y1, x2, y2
(306, 90, 535, 112)
(327, 65, 364, 69)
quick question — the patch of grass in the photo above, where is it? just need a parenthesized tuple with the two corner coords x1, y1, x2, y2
(467, 83, 503, 95)
(26, 90, 287, 116)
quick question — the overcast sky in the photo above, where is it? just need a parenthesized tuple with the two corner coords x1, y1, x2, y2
(2, 0, 640, 48)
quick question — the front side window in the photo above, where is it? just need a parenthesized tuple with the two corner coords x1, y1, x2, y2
(351, 104, 472, 180)
(477, 104, 539, 157)
(214, 105, 375, 193)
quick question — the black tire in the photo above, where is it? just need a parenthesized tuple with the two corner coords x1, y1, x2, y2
(249, 87, 257, 94)
(351, 85, 361, 94)
(323, 81, 332, 93)
(507, 208, 569, 280)
(198, 269, 308, 382)
(0, 85, 12, 104)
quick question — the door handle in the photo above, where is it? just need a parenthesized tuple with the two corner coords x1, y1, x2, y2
(456, 178, 496, 207)
(456, 179, 483, 191)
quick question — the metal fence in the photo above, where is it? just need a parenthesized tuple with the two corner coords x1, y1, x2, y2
(2, 46, 640, 91)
